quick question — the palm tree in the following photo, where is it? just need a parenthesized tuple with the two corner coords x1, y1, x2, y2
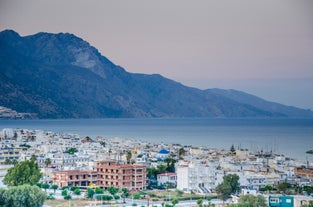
(4, 158, 12, 165)
(44, 158, 51, 168)
(44, 158, 52, 182)
(126, 151, 132, 164)
(30, 154, 37, 162)
(178, 147, 186, 159)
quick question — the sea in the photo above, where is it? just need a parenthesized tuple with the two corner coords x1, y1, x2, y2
(0, 118, 312, 162)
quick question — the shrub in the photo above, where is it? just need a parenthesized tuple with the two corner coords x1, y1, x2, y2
(133, 193, 141, 199)
(74, 188, 81, 195)
(97, 195, 113, 201)
(70, 186, 79, 191)
(64, 194, 72, 200)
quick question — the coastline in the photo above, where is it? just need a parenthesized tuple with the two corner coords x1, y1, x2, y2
(0, 118, 313, 162)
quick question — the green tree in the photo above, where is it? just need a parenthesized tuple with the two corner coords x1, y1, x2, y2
(157, 164, 168, 174)
(85, 136, 93, 142)
(238, 194, 267, 207)
(108, 186, 119, 196)
(44, 158, 51, 168)
(121, 188, 129, 203)
(301, 202, 313, 207)
(70, 186, 79, 191)
(133, 193, 141, 199)
(42, 183, 50, 192)
(277, 182, 292, 194)
(197, 198, 203, 207)
(13, 131, 18, 139)
(30, 154, 37, 162)
(176, 189, 184, 197)
(51, 184, 58, 193)
(4, 158, 12, 165)
(230, 144, 236, 154)
(216, 183, 232, 201)
(64, 194, 72, 200)
(64, 147, 78, 154)
(97, 194, 113, 201)
(259, 185, 273, 192)
(100, 141, 106, 147)
(126, 151, 132, 164)
(164, 157, 176, 172)
(178, 148, 186, 159)
(147, 167, 157, 179)
(0, 188, 5, 206)
(95, 187, 104, 194)
(122, 188, 129, 197)
(172, 198, 179, 206)
(216, 174, 240, 201)
(303, 186, 313, 195)
(62, 189, 68, 197)
(87, 188, 95, 199)
(12, 159, 18, 165)
(3, 184, 46, 207)
(74, 188, 81, 195)
(3, 160, 41, 186)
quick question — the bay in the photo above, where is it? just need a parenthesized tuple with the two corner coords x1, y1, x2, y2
(0, 118, 312, 162)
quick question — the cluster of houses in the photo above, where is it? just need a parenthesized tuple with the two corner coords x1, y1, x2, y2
(1, 127, 313, 206)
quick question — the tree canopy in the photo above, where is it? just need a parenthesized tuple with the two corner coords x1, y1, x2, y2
(1, 184, 46, 207)
(147, 164, 168, 179)
(3, 160, 41, 186)
(230, 144, 236, 154)
(238, 194, 267, 207)
(216, 174, 240, 200)
(44, 158, 51, 167)
(64, 147, 78, 154)
(277, 182, 292, 194)
(126, 151, 132, 164)
(108, 186, 119, 196)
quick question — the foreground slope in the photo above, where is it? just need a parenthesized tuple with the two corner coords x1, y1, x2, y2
(0, 30, 312, 118)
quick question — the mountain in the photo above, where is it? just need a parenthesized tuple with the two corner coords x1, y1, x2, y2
(0, 29, 312, 118)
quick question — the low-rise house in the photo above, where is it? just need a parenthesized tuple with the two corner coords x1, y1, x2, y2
(269, 195, 313, 207)
(157, 172, 177, 187)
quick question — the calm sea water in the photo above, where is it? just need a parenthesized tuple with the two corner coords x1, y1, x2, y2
(0, 118, 312, 161)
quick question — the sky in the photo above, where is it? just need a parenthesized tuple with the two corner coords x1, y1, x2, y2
(0, 0, 313, 109)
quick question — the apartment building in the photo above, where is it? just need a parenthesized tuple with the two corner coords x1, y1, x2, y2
(294, 167, 313, 178)
(52, 170, 98, 188)
(96, 160, 147, 191)
(176, 160, 216, 194)
(52, 160, 147, 190)
(0, 145, 28, 165)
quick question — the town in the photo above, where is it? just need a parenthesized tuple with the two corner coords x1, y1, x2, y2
(0, 127, 312, 207)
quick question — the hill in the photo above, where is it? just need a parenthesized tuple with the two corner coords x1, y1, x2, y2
(0, 30, 312, 118)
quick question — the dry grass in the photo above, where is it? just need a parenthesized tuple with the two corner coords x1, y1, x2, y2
(44, 199, 102, 207)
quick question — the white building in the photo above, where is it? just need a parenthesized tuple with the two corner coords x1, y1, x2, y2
(157, 172, 177, 186)
(176, 160, 216, 194)
(157, 149, 170, 160)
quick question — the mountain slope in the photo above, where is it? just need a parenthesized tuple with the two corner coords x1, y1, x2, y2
(0, 30, 312, 118)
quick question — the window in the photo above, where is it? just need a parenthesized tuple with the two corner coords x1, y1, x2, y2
(270, 198, 279, 203)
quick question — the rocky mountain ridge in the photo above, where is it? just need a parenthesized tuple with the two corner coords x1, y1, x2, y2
(0, 30, 312, 118)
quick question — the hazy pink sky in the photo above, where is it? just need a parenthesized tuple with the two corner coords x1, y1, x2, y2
(1, 0, 313, 109)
